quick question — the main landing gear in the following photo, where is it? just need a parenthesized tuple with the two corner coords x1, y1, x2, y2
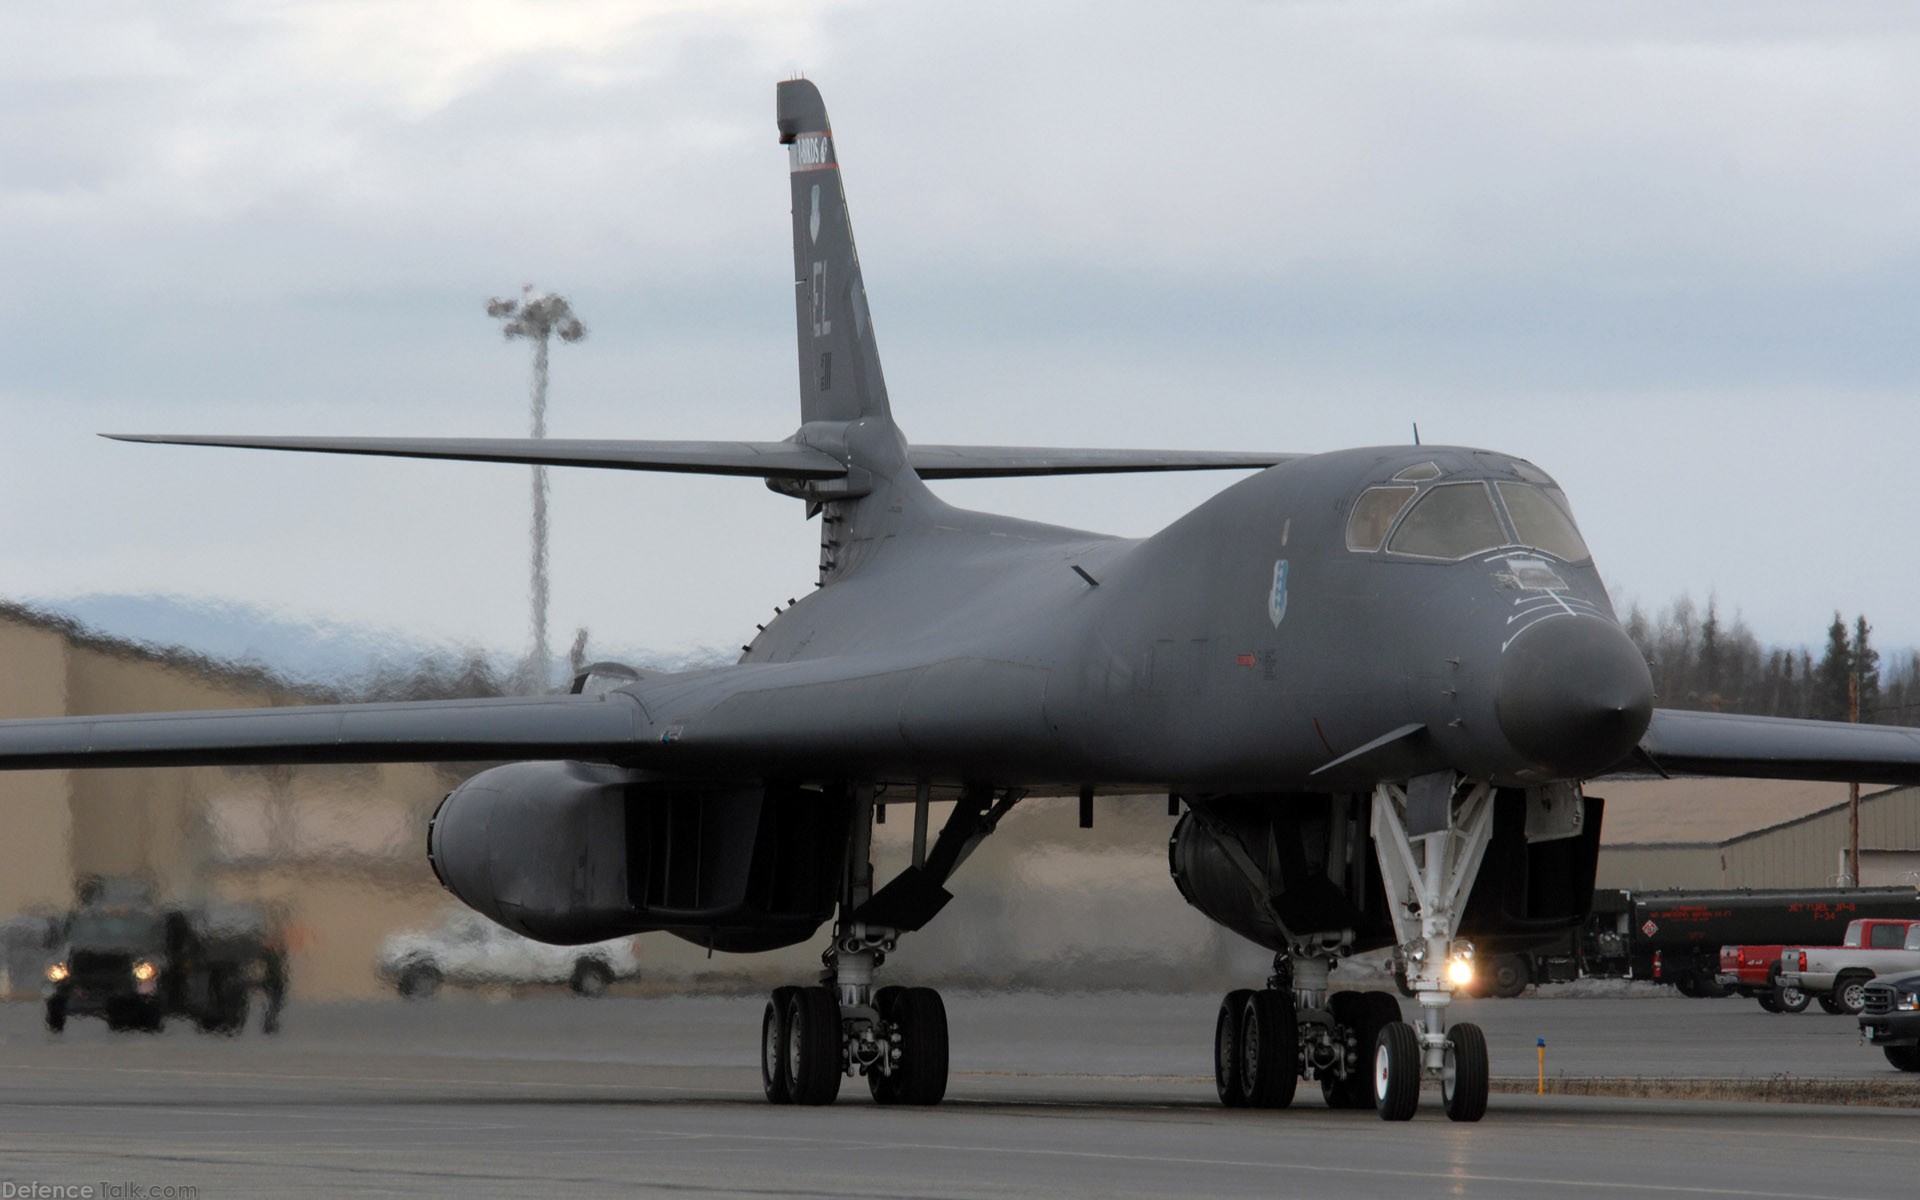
(760, 783, 1017, 1107)
(1208, 776, 1496, 1122)
(1213, 952, 1406, 1113)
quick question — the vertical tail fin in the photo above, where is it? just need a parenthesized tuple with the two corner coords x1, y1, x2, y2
(778, 79, 892, 426)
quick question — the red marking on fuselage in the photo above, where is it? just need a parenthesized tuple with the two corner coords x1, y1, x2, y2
(1312, 718, 1337, 756)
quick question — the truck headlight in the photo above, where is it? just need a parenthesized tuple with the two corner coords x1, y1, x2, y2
(1896, 992, 1920, 1012)
(46, 962, 69, 983)
(131, 960, 158, 982)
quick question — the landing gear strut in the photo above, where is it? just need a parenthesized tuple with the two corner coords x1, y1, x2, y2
(1369, 776, 1495, 1122)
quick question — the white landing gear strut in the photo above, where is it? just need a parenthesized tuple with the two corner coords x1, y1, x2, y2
(1369, 776, 1495, 1122)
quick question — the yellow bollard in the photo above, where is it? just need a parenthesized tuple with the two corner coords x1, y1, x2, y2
(1537, 1037, 1546, 1094)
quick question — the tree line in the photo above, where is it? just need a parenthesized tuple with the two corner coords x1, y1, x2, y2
(1621, 595, 1920, 726)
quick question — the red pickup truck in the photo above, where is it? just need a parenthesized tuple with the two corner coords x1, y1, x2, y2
(1716, 944, 1811, 1013)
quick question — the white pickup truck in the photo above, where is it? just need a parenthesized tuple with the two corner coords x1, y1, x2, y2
(1777, 918, 1920, 1015)
(376, 909, 643, 998)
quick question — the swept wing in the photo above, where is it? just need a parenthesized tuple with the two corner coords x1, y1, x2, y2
(0, 693, 648, 770)
(1636, 708, 1920, 785)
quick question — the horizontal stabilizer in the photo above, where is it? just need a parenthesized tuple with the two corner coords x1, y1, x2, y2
(108, 434, 1293, 483)
(105, 434, 847, 479)
(1632, 709, 1920, 785)
(909, 445, 1295, 478)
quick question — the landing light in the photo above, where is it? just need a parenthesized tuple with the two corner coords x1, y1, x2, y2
(46, 962, 68, 983)
(1447, 946, 1476, 988)
(131, 960, 158, 982)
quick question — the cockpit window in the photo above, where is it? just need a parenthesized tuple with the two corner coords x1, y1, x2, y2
(1393, 461, 1442, 482)
(1346, 486, 1417, 551)
(1387, 482, 1508, 559)
(1497, 483, 1589, 561)
(1511, 460, 1553, 484)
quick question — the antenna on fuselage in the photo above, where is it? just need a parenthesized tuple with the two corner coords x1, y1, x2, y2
(1413, 422, 1422, 446)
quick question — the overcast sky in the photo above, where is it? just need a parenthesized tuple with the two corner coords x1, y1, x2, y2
(4, 1, 1917, 670)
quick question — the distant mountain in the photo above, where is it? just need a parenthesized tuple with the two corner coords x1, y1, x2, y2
(22, 593, 731, 690)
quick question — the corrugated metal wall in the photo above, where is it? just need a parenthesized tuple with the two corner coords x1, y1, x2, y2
(1599, 786, 1920, 890)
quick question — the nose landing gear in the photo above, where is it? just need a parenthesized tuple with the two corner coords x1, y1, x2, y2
(1369, 775, 1495, 1122)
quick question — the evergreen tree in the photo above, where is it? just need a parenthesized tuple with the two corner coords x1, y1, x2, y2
(1815, 613, 1852, 721)
(1699, 598, 1723, 706)
(1853, 615, 1881, 723)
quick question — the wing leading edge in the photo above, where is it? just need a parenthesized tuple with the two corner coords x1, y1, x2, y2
(105, 434, 1295, 480)
(1635, 708, 1920, 785)
(0, 693, 649, 770)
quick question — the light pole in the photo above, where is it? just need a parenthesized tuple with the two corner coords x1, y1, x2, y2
(486, 285, 586, 694)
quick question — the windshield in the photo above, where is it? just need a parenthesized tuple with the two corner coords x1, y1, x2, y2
(1346, 486, 1417, 552)
(1386, 483, 1509, 559)
(67, 913, 163, 947)
(1498, 483, 1590, 562)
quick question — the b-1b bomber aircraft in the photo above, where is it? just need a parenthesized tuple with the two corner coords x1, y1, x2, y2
(4, 79, 1920, 1123)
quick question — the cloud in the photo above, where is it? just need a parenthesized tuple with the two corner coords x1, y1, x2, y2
(3, 1, 1918, 654)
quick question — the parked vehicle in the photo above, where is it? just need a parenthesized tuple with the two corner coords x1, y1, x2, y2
(1716, 944, 1811, 1012)
(1858, 969, 1920, 1071)
(45, 901, 284, 1034)
(1512, 887, 1920, 996)
(376, 909, 643, 998)
(1777, 919, 1920, 1015)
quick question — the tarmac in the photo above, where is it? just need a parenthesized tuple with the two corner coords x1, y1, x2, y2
(1, 989, 1915, 1198)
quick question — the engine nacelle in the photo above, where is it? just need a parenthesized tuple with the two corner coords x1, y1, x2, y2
(1169, 794, 1387, 952)
(427, 761, 852, 951)
(1168, 790, 1605, 956)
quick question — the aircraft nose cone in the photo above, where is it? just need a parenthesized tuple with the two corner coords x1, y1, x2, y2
(1496, 617, 1654, 778)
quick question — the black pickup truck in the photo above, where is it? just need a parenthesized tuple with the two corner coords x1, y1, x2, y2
(1858, 970, 1920, 1071)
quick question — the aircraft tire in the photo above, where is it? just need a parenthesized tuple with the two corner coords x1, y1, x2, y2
(1321, 991, 1401, 1109)
(762, 986, 798, 1104)
(44, 998, 65, 1034)
(1237, 990, 1298, 1109)
(890, 987, 949, 1106)
(1373, 1023, 1421, 1121)
(1214, 989, 1254, 1107)
(1441, 1023, 1489, 1123)
(783, 986, 842, 1106)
